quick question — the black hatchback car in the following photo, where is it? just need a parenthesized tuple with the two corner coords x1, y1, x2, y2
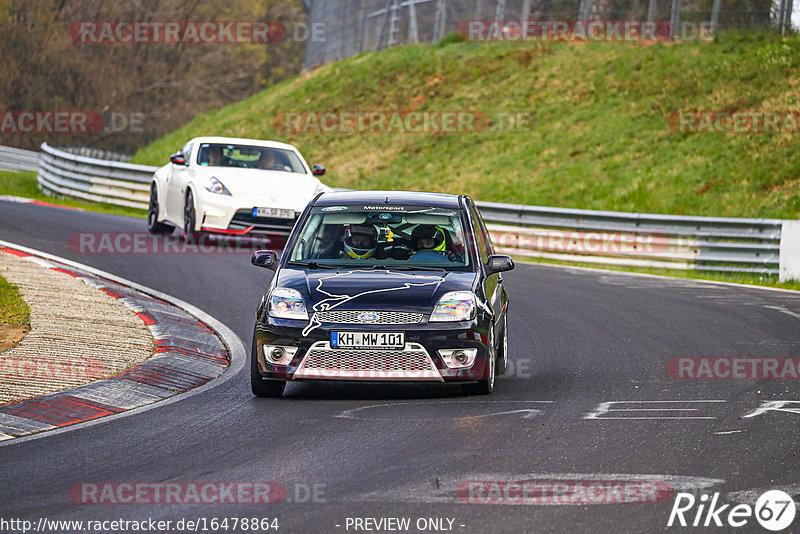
(250, 190, 513, 397)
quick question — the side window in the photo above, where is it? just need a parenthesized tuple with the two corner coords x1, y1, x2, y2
(181, 142, 194, 162)
(473, 205, 495, 257)
(291, 213, 322, 261)
(469, 204, 489, 264)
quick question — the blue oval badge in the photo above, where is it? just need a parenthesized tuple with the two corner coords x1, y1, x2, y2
(358, 312, 379, 322)
(322, 206, 348, 212)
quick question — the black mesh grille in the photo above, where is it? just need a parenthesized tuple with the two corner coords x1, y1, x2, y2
(229, 209, 298, 234)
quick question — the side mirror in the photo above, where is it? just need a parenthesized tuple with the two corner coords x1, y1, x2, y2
(251, 250, 279, 270)
(487, 254, 514, 274)
(311, 164, 326, 176)
(170, 153, 187, 166)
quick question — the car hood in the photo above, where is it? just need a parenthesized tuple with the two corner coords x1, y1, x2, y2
(276, 267, 478, 314)
(194, 167, 322, 206)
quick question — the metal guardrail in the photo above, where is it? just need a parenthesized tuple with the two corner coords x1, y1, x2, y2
(24, 143, 800, 281)
(0, 145, 40, 172)
(37, 143, 154, 210)
(475, 201, 787, 276)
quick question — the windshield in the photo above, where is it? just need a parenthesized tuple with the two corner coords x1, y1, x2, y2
(288, 205, 472, 271)
(196, 143, 306, 174)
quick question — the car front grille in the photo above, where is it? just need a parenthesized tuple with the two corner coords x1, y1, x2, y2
(312, 310, 423, 325)
(293, 342, 442, 381)
(228, 209, 298, 234)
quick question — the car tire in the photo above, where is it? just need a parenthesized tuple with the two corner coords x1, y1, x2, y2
(496, 313, 508, 376)
(250, 329, 286, 398)
(183, 189, 199, 240)
(461, 329, 495, 395)
(147, 184, 174, 234)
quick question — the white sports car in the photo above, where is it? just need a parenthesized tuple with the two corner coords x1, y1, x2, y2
(147, 136, 329, 236)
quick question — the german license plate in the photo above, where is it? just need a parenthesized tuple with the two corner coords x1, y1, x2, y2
(253, 207, 295, 219)
(331, 332, 404, 349)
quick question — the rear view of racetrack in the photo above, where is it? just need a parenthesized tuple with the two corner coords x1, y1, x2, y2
(1, 199, 799, 533)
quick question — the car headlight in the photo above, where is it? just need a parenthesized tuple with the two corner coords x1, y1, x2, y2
(205, 176, 232, 195)
(268, 288, 309, 320)
(430, 291, 476, 322)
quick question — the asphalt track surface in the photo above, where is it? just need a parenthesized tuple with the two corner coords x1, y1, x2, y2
(1, 199, 799, 534)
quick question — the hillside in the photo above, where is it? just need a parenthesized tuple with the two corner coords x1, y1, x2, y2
(132, 32, 800, 219)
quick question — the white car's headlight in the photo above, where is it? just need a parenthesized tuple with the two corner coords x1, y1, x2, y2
(205, 176, 232, 195)
(268, 288, 309, 320)
(430, 291, 476, 322)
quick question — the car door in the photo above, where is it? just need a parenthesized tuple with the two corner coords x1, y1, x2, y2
(468, 200, 504, 343)
(166, 141, 193, 221)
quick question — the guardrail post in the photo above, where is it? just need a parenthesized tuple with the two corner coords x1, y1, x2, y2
(670, 0, 681, 40)
(433, 0, 447, 41)
(647, 0, 657, 21)
(780, 221, 800, 282)
(710, 0, 721, 35)
(408, 0, 420, 43)
(520, 0, 531, 21)
(494, 0, 506, 21)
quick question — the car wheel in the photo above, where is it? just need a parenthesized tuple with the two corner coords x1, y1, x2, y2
(147, 184, 174, 234)
(496, 313, 508, 376)
(183, 189, 198, 239)
(250, 329, 286, 398)
(462, 328, 495, 395)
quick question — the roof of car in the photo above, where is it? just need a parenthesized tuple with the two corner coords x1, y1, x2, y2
(313, 190, 464, 209)
(189, 136, 300, 152)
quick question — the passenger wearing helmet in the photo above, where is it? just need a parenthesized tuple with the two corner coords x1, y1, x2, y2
(411, 225, 447, 253)
(410, 225, 461, 262)
(343, 224, 378, 259)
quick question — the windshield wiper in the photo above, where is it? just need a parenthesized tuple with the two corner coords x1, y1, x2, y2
(373, 264, 447, 272)
(287, 260, 340, 269)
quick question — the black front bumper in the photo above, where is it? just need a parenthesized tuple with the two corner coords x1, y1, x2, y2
(253, 317, 491, 383)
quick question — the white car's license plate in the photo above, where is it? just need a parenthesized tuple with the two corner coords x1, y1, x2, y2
(331, 332, 404, 349)
(253, 207, 295, 219)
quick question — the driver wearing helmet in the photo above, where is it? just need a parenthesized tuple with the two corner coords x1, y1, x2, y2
(343, 224, 378, 259)
(410, 224, 461, 262)
(411, 224, 447, 254)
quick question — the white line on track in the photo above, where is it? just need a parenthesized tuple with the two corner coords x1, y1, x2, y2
(335, 400, 554, 421)
(517, 261, 800, 295)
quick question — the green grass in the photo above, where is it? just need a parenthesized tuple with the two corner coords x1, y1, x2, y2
(0, 171, 146, 218)
(0, 274, 30, 326)
(132, 31, 800, 220)
(521, 256, 800, 291)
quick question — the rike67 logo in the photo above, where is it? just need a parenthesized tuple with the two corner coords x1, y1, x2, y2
(668, 490, 796, 531)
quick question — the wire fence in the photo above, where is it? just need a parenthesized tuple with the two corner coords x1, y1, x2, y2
(305, 0, 795, 68)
